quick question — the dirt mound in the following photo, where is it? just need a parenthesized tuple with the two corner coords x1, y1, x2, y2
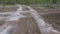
(14, 17, 41, 34)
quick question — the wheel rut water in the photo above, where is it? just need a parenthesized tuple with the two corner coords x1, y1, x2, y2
(0, 4, 60, 34)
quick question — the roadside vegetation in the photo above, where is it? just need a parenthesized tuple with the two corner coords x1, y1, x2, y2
(0, 0, 60, 5)
(0, 0, 60, 8)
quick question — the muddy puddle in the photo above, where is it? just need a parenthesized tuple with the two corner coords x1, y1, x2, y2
(0, 4, 60, 34)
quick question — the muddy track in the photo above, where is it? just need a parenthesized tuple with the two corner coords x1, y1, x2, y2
(0, 4, 60, 34)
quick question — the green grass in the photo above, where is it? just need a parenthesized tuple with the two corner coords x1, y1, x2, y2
(0, 0, 60, 8)
(0, 0, 60, 5)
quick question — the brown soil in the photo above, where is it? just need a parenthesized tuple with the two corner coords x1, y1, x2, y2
(14, 17, 41, 34)
(34, 7, 60, 31)
(42, 13, 60, 31)
(0, 6, 18, 12)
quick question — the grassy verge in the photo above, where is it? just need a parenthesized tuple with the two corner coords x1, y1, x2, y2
(30, 4, 60, 9)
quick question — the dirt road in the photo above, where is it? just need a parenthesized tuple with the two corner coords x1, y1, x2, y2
(0, 4, 60, 34)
